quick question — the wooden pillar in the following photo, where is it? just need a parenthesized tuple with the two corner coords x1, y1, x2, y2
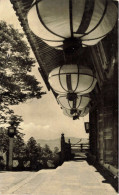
(103, 106, 113, 164)
(97, 82, 118, 167)
(97, 101, 104, 164)
(102, 84, 116, 165)
(113, 106, 118, 167)
(89, 107, 98, 158)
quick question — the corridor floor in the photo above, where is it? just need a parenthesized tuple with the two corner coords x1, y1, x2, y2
(0, 160, 117, 195)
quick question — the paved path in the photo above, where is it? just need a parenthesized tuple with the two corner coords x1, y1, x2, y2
(0, 161, 117, 195)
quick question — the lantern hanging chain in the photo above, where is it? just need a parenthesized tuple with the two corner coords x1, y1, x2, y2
(80, 0, 108, 39)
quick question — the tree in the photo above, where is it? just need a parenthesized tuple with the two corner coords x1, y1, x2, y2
(52, 147, 60, 167)
(53, 147, 59, 154)
(26, 137, 39, 170)
(0, 21, 46, 125)
(0, 127, 9, 153)
(13, 133, 27, 170)
(41, 144, 53, 168)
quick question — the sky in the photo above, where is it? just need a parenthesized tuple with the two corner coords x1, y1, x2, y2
(0, 0, 89, 141)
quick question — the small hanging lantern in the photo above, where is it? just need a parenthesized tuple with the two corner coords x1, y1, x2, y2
(84, 122, 90, 133)
(27, 0, 117, 49)
(57, 94, 90, 111)
(49, 65, 97, 95)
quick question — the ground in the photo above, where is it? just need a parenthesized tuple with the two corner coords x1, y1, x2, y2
(0, 160, 117, 195)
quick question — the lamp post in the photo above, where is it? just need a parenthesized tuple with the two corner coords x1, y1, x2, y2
(7, 125, 16, 171)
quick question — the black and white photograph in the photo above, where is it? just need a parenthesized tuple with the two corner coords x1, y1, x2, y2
(0, 0, 118, 194)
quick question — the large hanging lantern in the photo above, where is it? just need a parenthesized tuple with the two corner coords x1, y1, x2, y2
(49, 65, 97, 95)
(63, 106, 89, 120)
(27, 0, 117, 49)
(57, 94, 90, 113)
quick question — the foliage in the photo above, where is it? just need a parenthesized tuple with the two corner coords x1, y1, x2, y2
(13, 134, 26, 158)
(0, 130, 60, 170)
(0, 21, 46, 125)
(53, 147, 59, 154)
(0, 127, 9, 153)
(26, 137, 40, 169)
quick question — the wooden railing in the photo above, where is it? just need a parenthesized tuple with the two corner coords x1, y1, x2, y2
(71, 143, 89, 153)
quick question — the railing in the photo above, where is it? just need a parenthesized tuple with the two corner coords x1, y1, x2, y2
(71, 143, 89, 153)
(60, 134, 89, 163)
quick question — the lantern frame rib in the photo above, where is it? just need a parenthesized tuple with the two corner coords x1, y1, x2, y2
(76, 0, 95, 34)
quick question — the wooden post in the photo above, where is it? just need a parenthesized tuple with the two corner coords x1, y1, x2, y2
(81, 144, 83, 152)
(68, 139, 71, 160)
(8, 137, 14, 171)
(61, 134, 65, 163)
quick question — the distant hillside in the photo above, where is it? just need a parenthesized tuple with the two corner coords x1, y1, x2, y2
(37, 137, 89, 151)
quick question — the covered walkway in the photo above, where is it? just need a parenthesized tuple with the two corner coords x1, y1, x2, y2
(1, 160, 117, 195)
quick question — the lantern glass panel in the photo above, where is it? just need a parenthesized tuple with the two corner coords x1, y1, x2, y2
(9, 128, 14, 133)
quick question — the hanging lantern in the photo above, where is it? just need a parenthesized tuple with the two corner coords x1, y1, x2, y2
(49, 65, 97, 95)
(27, 0, 117, 49)
(57, 94, 90, 112)
(8, 125, 16, 138)
(84, 122, 90, 133)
